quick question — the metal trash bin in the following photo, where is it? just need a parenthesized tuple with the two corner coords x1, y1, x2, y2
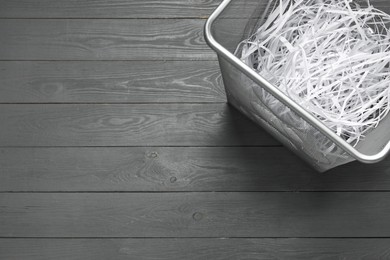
(204, 0, 390, 171)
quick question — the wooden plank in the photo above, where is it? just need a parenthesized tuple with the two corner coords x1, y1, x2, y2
(1, 0, 386, 19)
(0, 104, 277, 146)
(1, 0, 387, 19)
(0, 0, 222, 18)
(0, 61, 224, 103)
(1, 147, 389, 192)
(1, 238, 390, 259)
(0, 19, 215, 60)
(1, 192, 390, 237)
(0, 0, 221, 18)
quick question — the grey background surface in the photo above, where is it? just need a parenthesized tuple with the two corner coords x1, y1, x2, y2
(0, 0, 390, 259)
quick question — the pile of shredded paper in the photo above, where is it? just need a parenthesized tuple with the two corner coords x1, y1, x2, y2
(235, 0, 390, 146)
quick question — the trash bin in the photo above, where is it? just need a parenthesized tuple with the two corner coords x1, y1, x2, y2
(204, 0, 390, 171)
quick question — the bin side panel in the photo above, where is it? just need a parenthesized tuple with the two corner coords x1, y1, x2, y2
(218, 56, 355, 172)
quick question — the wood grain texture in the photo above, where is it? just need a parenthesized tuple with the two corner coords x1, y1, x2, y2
(1, 192, 390, 237)
(1, 238, 390, 260)
(0, 61, 224, 103)
(0, 19, 215, 60)
(0, 0, 221, 18)
(2, 0, 390, 257)
(0, 0, 386, 19)
(0, 104, 277, 146)
(1, 147, 390, 192)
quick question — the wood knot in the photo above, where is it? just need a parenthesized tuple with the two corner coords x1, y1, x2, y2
(170, 176, 177, 183)
(192, 212, 203, 221)
(147, 151, 158, 158)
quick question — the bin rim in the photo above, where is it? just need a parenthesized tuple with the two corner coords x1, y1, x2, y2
(204, 0, 390, 164)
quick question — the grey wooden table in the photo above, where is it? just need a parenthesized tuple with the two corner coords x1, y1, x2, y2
(1, 0, 390, 259)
